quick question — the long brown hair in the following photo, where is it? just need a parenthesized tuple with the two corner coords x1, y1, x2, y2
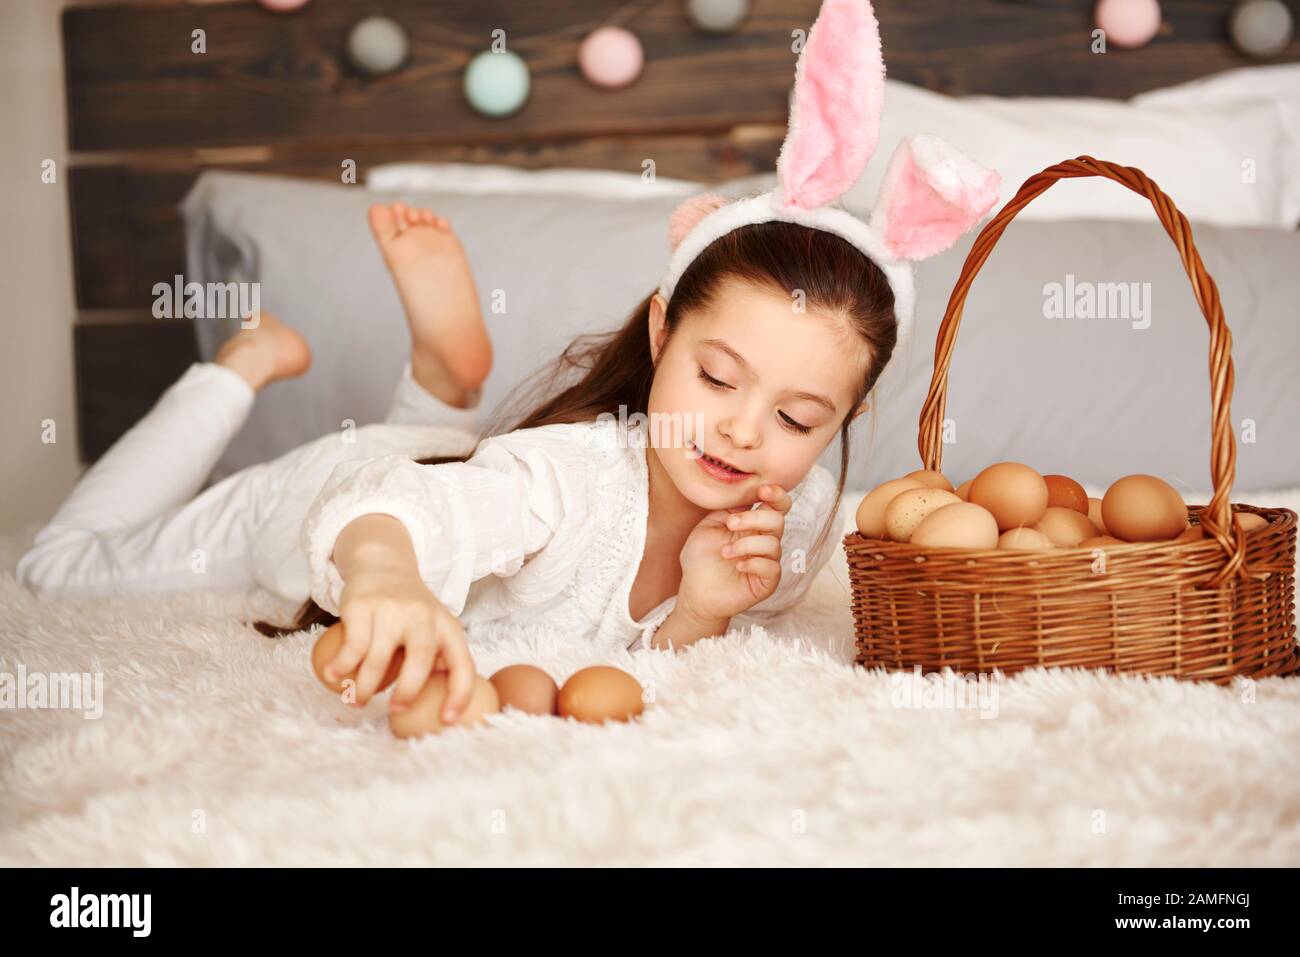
(254, 218, 896, 637)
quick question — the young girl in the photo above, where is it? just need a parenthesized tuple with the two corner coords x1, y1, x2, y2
(20, 0, 999, 727)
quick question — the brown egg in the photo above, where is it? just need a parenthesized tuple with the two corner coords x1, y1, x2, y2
(490, 664, 559, 716)
(884, 488, 962, 542)
(1079, 535, 1129, 548)
(905, 469, 955, 493)
(968, 462, 1049, 532)
(910, 502, 1000, 550)
(1101, 475, 1187, 542)
(1180, 513, 1268, 542)
(1236, 512, 1268, 533)
(1035, 507, 1100, 547)
(557, 666, 645, 724)
(312, 623, 404, 696)
(955, 479, 973, 501)
(1043, 475, 1089, 514)
(1233, 514, 1273, 580)
(1086, 497, 1109, 536)
(997, 527, 1054, 551)
(855, 477, 926, 538)
(389, 672, 500, 739)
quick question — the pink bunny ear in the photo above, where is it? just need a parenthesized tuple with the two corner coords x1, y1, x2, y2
(868, 133, 1002, 261)
(775, 0, 885, 211)
(667, 193, 730, 251)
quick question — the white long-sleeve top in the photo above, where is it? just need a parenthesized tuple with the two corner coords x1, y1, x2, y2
(300, 415, 840, 652)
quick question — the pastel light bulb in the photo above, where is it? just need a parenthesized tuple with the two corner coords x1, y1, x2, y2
(578, 26, 644, 89)
(347, 16, 409, 75)
(1231, 0, 1293, 58)
(464, 50, 531, 118)
(688, 0, 749, 33)
(1094, 0, 1162, 49)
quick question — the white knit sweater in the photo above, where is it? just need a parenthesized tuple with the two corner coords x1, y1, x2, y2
(301, 415, 840, 652)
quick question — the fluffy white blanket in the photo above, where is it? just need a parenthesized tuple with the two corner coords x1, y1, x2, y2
(2, 486, 1298, 866)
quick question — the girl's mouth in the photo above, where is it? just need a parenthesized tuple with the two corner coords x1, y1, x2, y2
(688, 441, 751, 482)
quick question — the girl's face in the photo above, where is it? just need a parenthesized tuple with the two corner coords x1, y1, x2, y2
(646, 276, 872, 511)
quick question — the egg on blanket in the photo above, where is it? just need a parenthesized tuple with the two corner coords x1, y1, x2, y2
(855, 477, 926, 538)
(490, 664, 559, 715)
(390, 673, 500, 738)
(884, 487, 962, 542)
(558, 666, 645, 723)
(312, 623, 404, 696)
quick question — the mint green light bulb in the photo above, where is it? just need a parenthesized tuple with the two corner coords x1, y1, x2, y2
(463, 50, 530, 118)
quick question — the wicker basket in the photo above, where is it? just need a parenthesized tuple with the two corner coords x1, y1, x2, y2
(844, 156, 1299, 684)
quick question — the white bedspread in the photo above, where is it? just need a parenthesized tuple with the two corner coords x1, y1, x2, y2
(2, 486, 1298, 866)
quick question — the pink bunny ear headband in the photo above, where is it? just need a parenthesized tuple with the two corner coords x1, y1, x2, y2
(658, 0, 1002, 361)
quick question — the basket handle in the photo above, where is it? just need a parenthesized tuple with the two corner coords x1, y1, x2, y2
(916, 156, 1249, 586)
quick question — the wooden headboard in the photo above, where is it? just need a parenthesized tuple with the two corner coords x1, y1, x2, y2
(63, 0, 1300, 461)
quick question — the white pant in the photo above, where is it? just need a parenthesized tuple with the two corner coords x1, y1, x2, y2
(17, 361, 481, 597)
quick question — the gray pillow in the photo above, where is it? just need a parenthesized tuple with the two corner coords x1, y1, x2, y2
(182, 171, 691, 480)
(181, 171, 1300, 494)
(895, 219, 1299, 495)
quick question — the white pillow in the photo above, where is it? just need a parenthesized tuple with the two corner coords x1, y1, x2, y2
(840, 77, 1298, 228)
(1132, 62, 1300, 107)
(368, 68, 1299, 228)
(1132, 64, 1300, 227)
(366, 161, 701, 199)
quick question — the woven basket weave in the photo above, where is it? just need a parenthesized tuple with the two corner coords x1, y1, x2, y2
(844, 156, 1298, 684)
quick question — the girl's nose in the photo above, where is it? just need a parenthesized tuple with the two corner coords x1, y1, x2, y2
(717, 415, 759, 451)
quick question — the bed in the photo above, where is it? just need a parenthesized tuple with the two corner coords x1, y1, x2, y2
(4, 0, 1299, 866)
(4, 486, 1299, 866)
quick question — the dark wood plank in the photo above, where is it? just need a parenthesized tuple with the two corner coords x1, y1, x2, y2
(63, 0, 821, 152)
(67, 128, 785, 310)
(75, 318, 199, 462)
(63, 0, 1300, 153)
(69, 165, 189, 311)
(880, 0, 1299, 98)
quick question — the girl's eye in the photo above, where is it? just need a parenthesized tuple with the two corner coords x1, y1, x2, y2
(780, 412, 813, 435)
(697, 366, 730, 390)
(699, 365, 813, 434)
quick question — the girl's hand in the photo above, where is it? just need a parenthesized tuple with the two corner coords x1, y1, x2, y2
(325, 569, 476, 721)
(677, 484, 791, 622)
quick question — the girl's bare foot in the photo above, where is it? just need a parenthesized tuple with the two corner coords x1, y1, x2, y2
(215, 311, 311, 392)
(367, 202, 492, 408)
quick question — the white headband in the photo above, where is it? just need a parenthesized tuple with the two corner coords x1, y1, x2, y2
(656, 0, 1001, 367)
